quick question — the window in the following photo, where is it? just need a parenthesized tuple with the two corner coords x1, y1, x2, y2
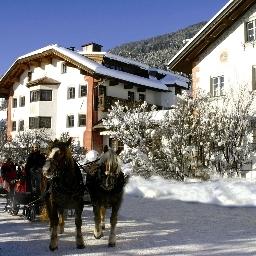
(246, 20, 256, 42)
(12, 98, 17, 108)
(12, 121, 16, 131)
(19, 120, 24, 131)
(30, 91, 39, 102)
(139, 94, 145, 102)
(128, 91, 135, 101)
(67, 115, 74, 127)
(29, 116, 51, 129)
(210, 76, 224, 97)
(28, 71, 32, 82)
(78, 114, 86, 127)
(79, 85, 87, 97)
(61, 63, 67, 73)
(175, 87, 182, 95)
(67, 87, 75, 99)
(252, 66, 256, 90)
(20, 96, 25, 107)
(30, 90, 52, 102)
(40, 90, 52, 101)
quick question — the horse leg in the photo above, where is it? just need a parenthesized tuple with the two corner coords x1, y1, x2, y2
(46, 200, 59, 251)
(58, 210, 65, 234)
(100, 206, 106, 230)
(93, 204, 103, 239)
(75, 207, 85, 249)
(49, 211, 59, 251)
(108, 204, 120, 247)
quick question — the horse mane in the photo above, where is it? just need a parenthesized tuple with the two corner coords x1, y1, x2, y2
(100, 149, 121, 175)
(49, 138, 75, 173)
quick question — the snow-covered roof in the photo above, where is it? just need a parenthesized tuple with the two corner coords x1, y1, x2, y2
(4, 44, 189, 91)
(104, 52, 150, 70)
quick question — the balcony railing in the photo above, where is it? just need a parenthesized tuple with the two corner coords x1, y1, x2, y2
(98, 95, 162, 111)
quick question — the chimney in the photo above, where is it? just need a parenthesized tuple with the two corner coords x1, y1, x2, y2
(67, 46, 75, 51)
(81, 42, 103, 52)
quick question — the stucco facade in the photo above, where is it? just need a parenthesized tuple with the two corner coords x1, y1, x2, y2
(192, 3, 256, 94)
(168, 0, 256, 178)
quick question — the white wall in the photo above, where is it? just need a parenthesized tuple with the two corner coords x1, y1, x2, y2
(193, 3, 256, 175)
(195, 3, 256, 93)
(11, 58, 87, 144)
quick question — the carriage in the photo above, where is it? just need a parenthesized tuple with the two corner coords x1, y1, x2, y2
(3, 167, 44, 221)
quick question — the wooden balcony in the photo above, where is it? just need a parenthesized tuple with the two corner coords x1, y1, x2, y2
(97, 95, 162, 112)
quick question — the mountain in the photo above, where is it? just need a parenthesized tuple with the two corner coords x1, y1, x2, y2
(109, 22, 206, 70)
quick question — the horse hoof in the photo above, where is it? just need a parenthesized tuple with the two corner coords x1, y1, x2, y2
(77, 244, 85, 249)
(94, 233, 103, 239)
(49, 246, 58, 251)
(108, 242, 116, 247)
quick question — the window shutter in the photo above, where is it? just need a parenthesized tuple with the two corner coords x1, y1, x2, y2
(252, 66, 256, 90)
(210, 77, 213, 96)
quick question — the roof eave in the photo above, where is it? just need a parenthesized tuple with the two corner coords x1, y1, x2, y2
(168, 0, 255, 74)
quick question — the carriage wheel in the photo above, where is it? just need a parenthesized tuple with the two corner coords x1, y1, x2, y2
(12, 204, 20, 215)
(28, 206, 36, 222)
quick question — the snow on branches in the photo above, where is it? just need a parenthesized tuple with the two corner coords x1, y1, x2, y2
(103, 87, 256, 180)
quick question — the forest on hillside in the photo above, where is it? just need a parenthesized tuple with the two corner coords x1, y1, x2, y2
(110, 22, 206, 70)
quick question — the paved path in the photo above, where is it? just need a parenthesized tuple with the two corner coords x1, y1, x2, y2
(0, 195, 256, 255)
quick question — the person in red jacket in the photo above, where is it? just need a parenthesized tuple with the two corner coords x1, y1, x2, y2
(1, 157, 17, 196)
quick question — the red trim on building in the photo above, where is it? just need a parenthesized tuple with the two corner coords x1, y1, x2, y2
(83, 75, 102, 151)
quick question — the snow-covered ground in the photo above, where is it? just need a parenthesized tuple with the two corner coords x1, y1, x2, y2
(1, 176, 256, 255)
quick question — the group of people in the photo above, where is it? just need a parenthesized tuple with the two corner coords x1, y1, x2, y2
(0, 143, 122, 197)
(0, 143, 46, 196)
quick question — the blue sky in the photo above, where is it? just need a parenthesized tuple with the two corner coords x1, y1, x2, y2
(0, 0, 229, 75)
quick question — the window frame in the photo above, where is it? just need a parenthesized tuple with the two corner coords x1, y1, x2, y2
(12, 98, 17, 108)
(61, 62, 67, 73)
(67, 115, 75, 128)
(30, 90, 52, 102)
(210, 75, 224, 97)
(28, 71, 33, 82)
(12, 121, 16, 131)
(128, 91, 135, 101)
(79, 85, 87, 97)
(139, 93, 145, 102)
(29, 116, 51, 129)
(19, 120, 24, 131)
(246, 19, 256, 42)
(67, 87, 75, 99)
(19, 96, 25, 107)
(78, 114, 86, 127)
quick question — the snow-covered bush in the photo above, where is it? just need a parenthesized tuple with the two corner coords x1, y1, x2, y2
(103, 87, 256, 180)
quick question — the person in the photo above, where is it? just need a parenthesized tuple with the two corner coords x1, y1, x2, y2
(1, 157, 17, 199)
(103, 145, 109, 153)
(25, 143, 46, 195)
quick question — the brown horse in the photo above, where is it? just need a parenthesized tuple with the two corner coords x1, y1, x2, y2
(85, 149, 127, 247)
(42, 138, 85, 251)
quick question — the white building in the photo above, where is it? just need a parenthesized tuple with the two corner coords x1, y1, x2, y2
(0, 43, 189, 152)
(168, 0, 256, 177)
